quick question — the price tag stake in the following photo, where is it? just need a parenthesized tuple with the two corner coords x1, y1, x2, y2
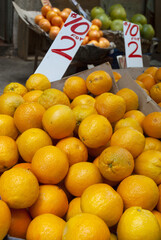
(35, 12, 92, 82)
(123, 21, 143, 68)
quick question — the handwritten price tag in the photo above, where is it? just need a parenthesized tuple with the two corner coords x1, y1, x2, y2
(35, 12, 91, 82)
(123, 21, 143, 68)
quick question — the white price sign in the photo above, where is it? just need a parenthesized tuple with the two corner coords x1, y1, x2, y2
(123, 21, 143, 68)
(35, 12, 91, 82)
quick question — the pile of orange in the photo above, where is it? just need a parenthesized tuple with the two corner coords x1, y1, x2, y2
(0, 69, 161, 240)
(135, 66, 161, 107)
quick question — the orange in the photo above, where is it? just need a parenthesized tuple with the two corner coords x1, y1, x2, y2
(88, 30, 100, 41)
(135, 150, 161, 184)
(144, 137, 161, 152)
(0, 114, 18, 139)
(139, 74, 155, 91)
(52, 7, 61, 15)
(136, 72, 150, 81)
(142, 112, 161, 138)
(66, 197, 82, 221)
(42, 104, 76, 139)
(117, 206, 161, 240)
(154, 67, 161, 83)
(14, 102, 45, 133)
(113, 71, 121, 82)
(51, 15, 63, 27)
(88, 141, 110, 158)
(123, 109, 145, 127)
(81, 35, 89, 45)
(38, 18, 51, 32)
(8, 209, 32, 239)
(70, 94, 95, 109)
(98, 146, 134, 182)
(86, 70, 112, 96)
(117, 175, 159, 211)
(56, 137, 88, 166)
(41, 5, 51, 17)
(114, 117, 143, 133)
(60, 10, 69, 22)
(25, 73, 51, 91)
(72, 104, 97, 133)
(92, 18, 102, 28)
(150, 82, 161, 103)
(98, 37, 110, 48)
(116, 88, 139, 111)
(63, 76, 87, 100)
(0, 92, 24, 116)
(34, 14, 44, 25)
(0, 136, 18, 172)
(29, 184, 68, 218)
(23, 90, 43, 102)
(26, 213, 65, 240)
(3, 82, 28, 96)
(46, 10, 57, 22)
(152, 210, 161, 229)
(157, 184, 161, 212)
(62, 213, 110, 240)
(95, 93, 126, 123)
(88, 40, 100, 47)
(13, 162, 32, 171)
(62, 8, 72, 14)
(38, 88, 70, 109)
(81, 183, 123, 227)
(49, 25, 60, 40)
(0, 200, 11, 240)
(16, 128, 52, 163)
(78, 114, 113, 148)
(135, 79, 145, 88)
(65, 162, 102, 196)
(89, 24, 100, 31)
(144, 66, 158, 77)
(31, 145, 69, 184)
(0, 168, 39, 208)
(110, 127, 145, 158)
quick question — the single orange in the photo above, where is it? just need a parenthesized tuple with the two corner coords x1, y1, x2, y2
(86, 70, 112, 96)
(0, 136, 18, 172)
(62, 8, 72, 14)
(41, 5, 52, 17)
(56, 137, 88, 166)
(110, 127, 145, 158)
(154, 67, 161, 83)
(29, 184, 68, 218)
(114, 117, 143, 133)
(78, 114, 113, 148)
(98, 146, 134, 182)
(95, 92, 126, 123)
(52, 7, 61, 15)
(63, 76, 88, 100)
(46, 10, 57, 22)
(91, 18, 102, 28)
(144, 66, 158, 78)
(49, 25, 60, 40)
(38, 88, 70, 109)
(16, 128, 52, 163)
(117, 174, 159, 211)
(8, 209, 32, 239)
(14, 102, 45, 133)
(150, 82, 161, 103)
(116, 88, 139, 111)
(65, 162, 103, 197)
(31, 145, 69, 184)
(38, 18, 51, 32)
(26, 213, 65, 240)
(0, 92, 24, 116)
(0, 200, 11, 240)
(135, 150, 161, 184)
(66, 197, 82, 221)
(51, 15, 63, 27)
(117, 206, 161, 240)
(142, 112, 161, 138)
(139, 74, 155, 91)
(34, 14, 44, 25)
(25, 73, 51, 91)
(42, 104, 76, 139)
(0, 114, 18, 139)
(60, 10, 69, 22)
(0, 168, 39, 209)
(70, 94, 95, 109)
(136, 72, 150, 81)
(123, 110, 145, 127)
(3, 82, 28, 96)
(144, 137, 161, 152)
(23, 90, 43, 102)
(89, 24, 100, 31)
(98, 37, 110, 48)
(81, 183, 123, 227)
(88, 30, 100, 41)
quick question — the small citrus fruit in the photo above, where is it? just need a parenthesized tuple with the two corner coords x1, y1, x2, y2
(114, 117, 143, 133)
(70, 94, 95, 109)
(144, 66, 158, 78)
(144, 137, 161, 152)
(66, 197, 82, 221)
(23, 90, 43, 102)
(116, 88, 139, 111)
(154, 67, 161, 83)
(26, 73, 51, 91)
(123, 110, 145, 126)
(3, 82, 28, 96)
(142, 112, 161, 139)
(150, 82, 161, 103)
(0, 200, 11, 240)
(0, 114, 18, 139)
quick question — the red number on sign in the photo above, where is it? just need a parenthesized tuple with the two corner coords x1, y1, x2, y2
(64, 17, 90, 35)
(125, 22, 131, 35)
(130, 25, 139, 36)
(128, 41, 142, 58)
(51, 36, 76, 60)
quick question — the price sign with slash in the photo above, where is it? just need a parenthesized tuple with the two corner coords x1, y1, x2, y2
(123, 21, 143, 68)
(35, 12, 91, 82)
